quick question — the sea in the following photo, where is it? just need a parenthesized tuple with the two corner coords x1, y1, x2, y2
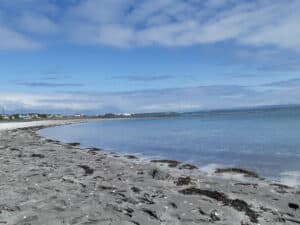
(39, 107, 300, 186)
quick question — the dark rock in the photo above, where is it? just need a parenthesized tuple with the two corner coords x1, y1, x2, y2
(175, 176, 192, 186)
(68, 142, 80, 147)
(215, 168, 259, 178)
(179, 187, 228, 202)
(198, 208, 206, 215)
(98, 185, 116, 191)
(179, 164, 198, 170)
(142, 209, 160, 220)
(149, 168, 170, 180)
(122, 207, 134, 217)
(93, 175, 105, 180)
(88, 147, 102, 151)
(231, 198, 258, 222)
(78, 165, 94, 176)
(270, 183, 292, 189)
(179, 187, 259, 223)
(169, 202, 178, 209)
(150, 159, 180, 168)
(286, 218, 300, 224)
(31, 153, 45, 159)
(131, 186, 141, 193)
(125, 155, 138, 159)
(79, 183, 86, 188)
(46, 139, 60, 144)
(289, 203, 299, 211)
(87, 148, 101, 155)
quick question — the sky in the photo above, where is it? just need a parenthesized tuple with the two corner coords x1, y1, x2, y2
(0, 0, 300, 114)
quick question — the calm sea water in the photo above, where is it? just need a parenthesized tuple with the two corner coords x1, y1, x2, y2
(39, 108, 300, 186)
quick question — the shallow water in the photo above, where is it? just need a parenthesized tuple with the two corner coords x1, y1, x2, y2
(39, 108, 300, 186)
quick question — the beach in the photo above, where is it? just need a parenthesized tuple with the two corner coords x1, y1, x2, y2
(0, 120, 299, 225)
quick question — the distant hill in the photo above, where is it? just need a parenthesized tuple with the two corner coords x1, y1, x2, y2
(184, 104, 300, 115)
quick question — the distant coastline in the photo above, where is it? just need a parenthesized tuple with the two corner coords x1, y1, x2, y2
(2, 104, 300, 123)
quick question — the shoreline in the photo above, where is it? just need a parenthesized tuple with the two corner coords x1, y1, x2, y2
(36, 120, 300, 189)
(0, 120, 299, 224)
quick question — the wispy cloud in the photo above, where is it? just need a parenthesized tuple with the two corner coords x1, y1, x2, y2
(264, 78, 300, 88)
(112, 75, 174, 82)
(16, 81, 84, 88)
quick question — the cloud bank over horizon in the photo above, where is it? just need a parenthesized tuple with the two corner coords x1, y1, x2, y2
(1, 81, 300, 114)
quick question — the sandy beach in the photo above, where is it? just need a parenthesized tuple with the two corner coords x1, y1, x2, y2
(0, 120, 299, 225)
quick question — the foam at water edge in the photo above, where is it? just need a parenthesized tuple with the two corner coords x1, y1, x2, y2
(279, 171, 300, 187)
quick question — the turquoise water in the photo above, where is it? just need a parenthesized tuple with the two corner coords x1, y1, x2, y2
(39, 108, 300, 186)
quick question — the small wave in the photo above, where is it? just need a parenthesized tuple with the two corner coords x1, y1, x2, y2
(199, 163, 227, 175)
(279, 171, 300, 187)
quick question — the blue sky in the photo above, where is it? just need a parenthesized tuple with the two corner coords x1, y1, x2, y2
(1, 0, 300, 114)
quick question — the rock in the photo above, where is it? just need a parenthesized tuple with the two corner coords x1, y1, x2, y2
(125, 155, 138, 159)
(179, 187, 228, 202)
(150, 159, 180, 168)
(198, 208, 206, 215)
(31, 153, 45, 158)
(175, 176, 192, 186)
(210, 210, 221, 221)
(289, 203, 299, 210)
(179, 187, 259, 223)
(131, 186, 141, 193)
(98, 185, 117, 191)
(142, 209, 160, 221)
(78, 165, 94, 176)
(88, 147, 102, 151)
(179, 164, 198, 170)
(286, 218, 300, 224)
(149, 168, 170, 180)
(87, 148, 101, 155)
(270, 183, 291, 189)
(169, 202, 178, 209)
(68, 142, 80, 147)
(215, 168, 259, 178)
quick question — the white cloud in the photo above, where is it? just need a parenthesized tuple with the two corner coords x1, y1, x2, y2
(0, 0, 300, 50)
(0, 25, 41, 49)
(18, 12, 58, 35)
(61, 0, 300, 51)
(240, 13, 300, 49)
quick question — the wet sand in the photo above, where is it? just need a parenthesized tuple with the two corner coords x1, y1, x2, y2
(0, 120, 299, 225)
